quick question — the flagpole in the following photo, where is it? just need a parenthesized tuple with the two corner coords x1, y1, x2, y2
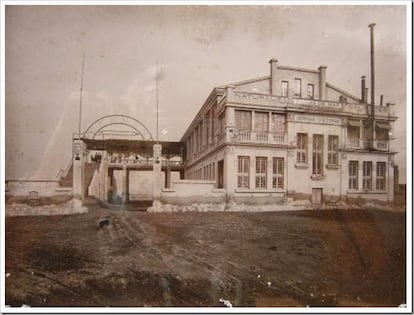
(156, 62, 159, 143)
(78, 54, 85, 139)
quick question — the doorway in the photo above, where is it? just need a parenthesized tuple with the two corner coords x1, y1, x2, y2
(312, 188, 323, 204)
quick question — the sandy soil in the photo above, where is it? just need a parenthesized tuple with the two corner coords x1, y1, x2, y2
(5, 198, 406, 307)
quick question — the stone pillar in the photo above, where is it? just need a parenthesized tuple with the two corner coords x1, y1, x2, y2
(269, 58, 278, 95)
(122, 166, 129, 204)
(153, 144, 162, 207)
(72, 140, 85, 201)
(318, 65, 327, 100)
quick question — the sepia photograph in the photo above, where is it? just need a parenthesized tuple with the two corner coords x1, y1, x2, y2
(1, 1, 411, 312)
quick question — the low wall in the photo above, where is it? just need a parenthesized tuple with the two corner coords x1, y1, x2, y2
(5, 180, 72, 197)
(149, 180, 226, 212)
(5, 198, 87, 217)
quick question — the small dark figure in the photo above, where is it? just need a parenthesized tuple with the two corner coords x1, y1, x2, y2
(97, 215, 111, 230)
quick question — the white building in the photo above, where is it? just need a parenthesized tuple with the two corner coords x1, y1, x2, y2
(181, 58, 397, 206)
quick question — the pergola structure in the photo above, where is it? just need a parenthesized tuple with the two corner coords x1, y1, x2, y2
(72, 115, 185, 205)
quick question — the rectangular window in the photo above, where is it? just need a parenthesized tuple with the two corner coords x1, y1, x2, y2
(376, 162, 386, 190)
(272, 158, 284, 189)
(281, 81, 289, 97)
(312, 134, 324, 175)
(297, 133, 308, 164)
(328, 135, 339, 165)
(271, 113, 285, 134)
(307, 84, 314, 99)
(349, 161, 358, 190)
(363, 161, 372, 190)
(237, 156, 250, 188)
(255, 157, 267, 189)
(254, 112, 269, 132)
(235, 110, 252, 131)
(294, 78, 302, 97)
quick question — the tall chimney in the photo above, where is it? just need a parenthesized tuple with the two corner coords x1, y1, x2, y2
(318, 65, 327, 100)
(361, 75, 366, 103)
(269, 58, 278, 95)
(380, 94, 384, 106)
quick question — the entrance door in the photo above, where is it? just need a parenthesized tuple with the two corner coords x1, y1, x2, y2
(312, 188, 323, 204)
(218, 160, 224, 188)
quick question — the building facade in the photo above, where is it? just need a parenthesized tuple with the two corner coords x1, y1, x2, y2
(180, 59, 397, 205)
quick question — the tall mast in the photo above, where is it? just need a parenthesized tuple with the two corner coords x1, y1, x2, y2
(156, 62, 159, 143)
(78, 54, 85, 138)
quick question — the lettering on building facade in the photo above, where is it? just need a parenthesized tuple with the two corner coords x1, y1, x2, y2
(288, 113, 342, 125)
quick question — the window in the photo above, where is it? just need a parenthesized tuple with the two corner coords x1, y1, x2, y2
(255, 157, 267, 189)
(281, 81, 289, 97)
(297, 133, 308, 164)
(363, 161, 372, 190)
(272, 158, 284, 189)
(312, 135, 324, 175)
(271, 114, 285, 134)
(328, 135, 339, 165)
(376, 162, 386, 190)
(235, 110, 252, 131)
(349, 161, 358, 190)
(307, 84, 314, 99)
(254, 112, 269, 132)
(294, 78, 302, 97)
(237, 156, 250, 188)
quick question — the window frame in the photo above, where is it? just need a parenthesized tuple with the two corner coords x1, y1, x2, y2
(237, 156, 250, 189)
(307, 84, 314, 99)
(376, 162, 386, 190)
(327, 135, 339, 165)
(296, 133, 308, 164)
(349, 161, 359, 190)
(312, 134, 324, 175)
(255, 157, 267, 189)
(272, 157, 284, 189)
(294, 78, 302, 97)
(363, 161, 373, 190)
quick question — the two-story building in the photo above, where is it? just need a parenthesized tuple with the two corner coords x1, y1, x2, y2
(180, 59, 397, 206)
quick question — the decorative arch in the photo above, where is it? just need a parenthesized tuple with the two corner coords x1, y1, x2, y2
(83, 114, 154, 140)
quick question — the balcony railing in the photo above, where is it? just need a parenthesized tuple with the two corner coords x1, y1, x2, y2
(346, 138, 388, 151)
(233, 131, 286, 145)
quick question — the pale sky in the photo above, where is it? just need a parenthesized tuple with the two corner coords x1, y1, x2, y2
(4, 4, 408, 182)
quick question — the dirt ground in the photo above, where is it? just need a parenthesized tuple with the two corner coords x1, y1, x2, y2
(5, 198, 406, 307)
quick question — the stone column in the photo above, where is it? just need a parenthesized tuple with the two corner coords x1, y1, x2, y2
(72, 140, 85, 199)
(153, 144, 162, 207)
(122, 166, 129, 204)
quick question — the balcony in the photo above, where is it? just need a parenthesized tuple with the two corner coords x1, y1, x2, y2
(233, 131, 286, 145)
(345, 138, 389, 151)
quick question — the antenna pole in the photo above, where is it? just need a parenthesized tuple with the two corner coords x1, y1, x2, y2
(156, 62, 159, 143)
(78, 54, 85, 138)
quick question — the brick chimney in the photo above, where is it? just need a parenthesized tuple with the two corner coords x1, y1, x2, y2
(361, 76, 366, 103)
(269, 58, 278, 95)
(318, 65, 327, 100)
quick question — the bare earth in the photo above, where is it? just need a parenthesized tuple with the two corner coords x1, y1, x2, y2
(5, 198, 406, 307)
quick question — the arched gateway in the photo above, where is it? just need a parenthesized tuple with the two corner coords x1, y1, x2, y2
(71, 114, 185, 208)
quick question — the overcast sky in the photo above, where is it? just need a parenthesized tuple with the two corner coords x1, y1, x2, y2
(4, 4, 408, 182)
